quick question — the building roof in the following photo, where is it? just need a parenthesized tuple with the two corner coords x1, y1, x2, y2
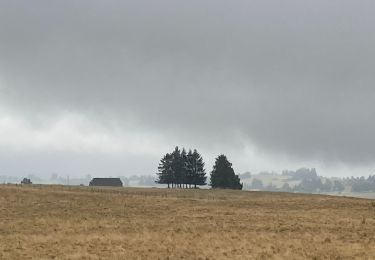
(89, 178, 123, 187)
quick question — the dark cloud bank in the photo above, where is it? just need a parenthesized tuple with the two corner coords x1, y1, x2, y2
(1, 0, 375, 176)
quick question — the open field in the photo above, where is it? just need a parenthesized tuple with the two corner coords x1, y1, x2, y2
(1, 185, 375, 259)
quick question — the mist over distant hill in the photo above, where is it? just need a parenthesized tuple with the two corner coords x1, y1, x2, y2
(239, 168, 375, 198)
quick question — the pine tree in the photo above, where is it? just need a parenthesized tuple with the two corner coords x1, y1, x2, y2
(157, 153, 173, 188)
(186, 149, 195, 187)
(192, 149, 206, 188)
(180, 148, 188, 188)
(171, 146, 184, 188)
(210, 154, 242, 190)
(186, 149, 207, 188)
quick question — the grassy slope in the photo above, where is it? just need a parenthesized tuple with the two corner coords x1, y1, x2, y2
(1, 185, 375, 259)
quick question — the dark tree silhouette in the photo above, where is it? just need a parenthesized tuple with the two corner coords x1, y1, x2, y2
(157, 153, 173, 188)
(170, 147, 184, 188)
(186, 149, 206, 188)
(210, 155, 242, 190)
(180, 148, 188, 188)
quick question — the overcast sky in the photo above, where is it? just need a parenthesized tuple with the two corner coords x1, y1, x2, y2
(1, 0, 375, 178)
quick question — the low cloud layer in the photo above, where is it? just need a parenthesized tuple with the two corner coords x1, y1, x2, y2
(1, 0, 375, 177)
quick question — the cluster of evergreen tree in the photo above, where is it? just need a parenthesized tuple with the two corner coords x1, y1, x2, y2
(157, 147, 206, 188)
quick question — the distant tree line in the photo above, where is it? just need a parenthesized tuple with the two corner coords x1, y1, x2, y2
(289, 172, 375, 193)
(242, 168, 375, 193)
(345, 175, 375, 192)
(243, 169, 345, 193)
(282, 168, 318, 180)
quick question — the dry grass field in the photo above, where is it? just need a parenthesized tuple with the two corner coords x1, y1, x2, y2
(1, 185, 375, 259)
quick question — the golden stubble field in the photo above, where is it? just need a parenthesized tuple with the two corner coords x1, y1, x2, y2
(0, 185, 374, 259)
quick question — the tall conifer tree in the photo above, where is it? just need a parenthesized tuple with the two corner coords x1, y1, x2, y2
(210, 155, 242, 190)
(157, 153, 173, 188)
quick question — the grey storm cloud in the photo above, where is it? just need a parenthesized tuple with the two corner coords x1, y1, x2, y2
(1, 0, 375, 170)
